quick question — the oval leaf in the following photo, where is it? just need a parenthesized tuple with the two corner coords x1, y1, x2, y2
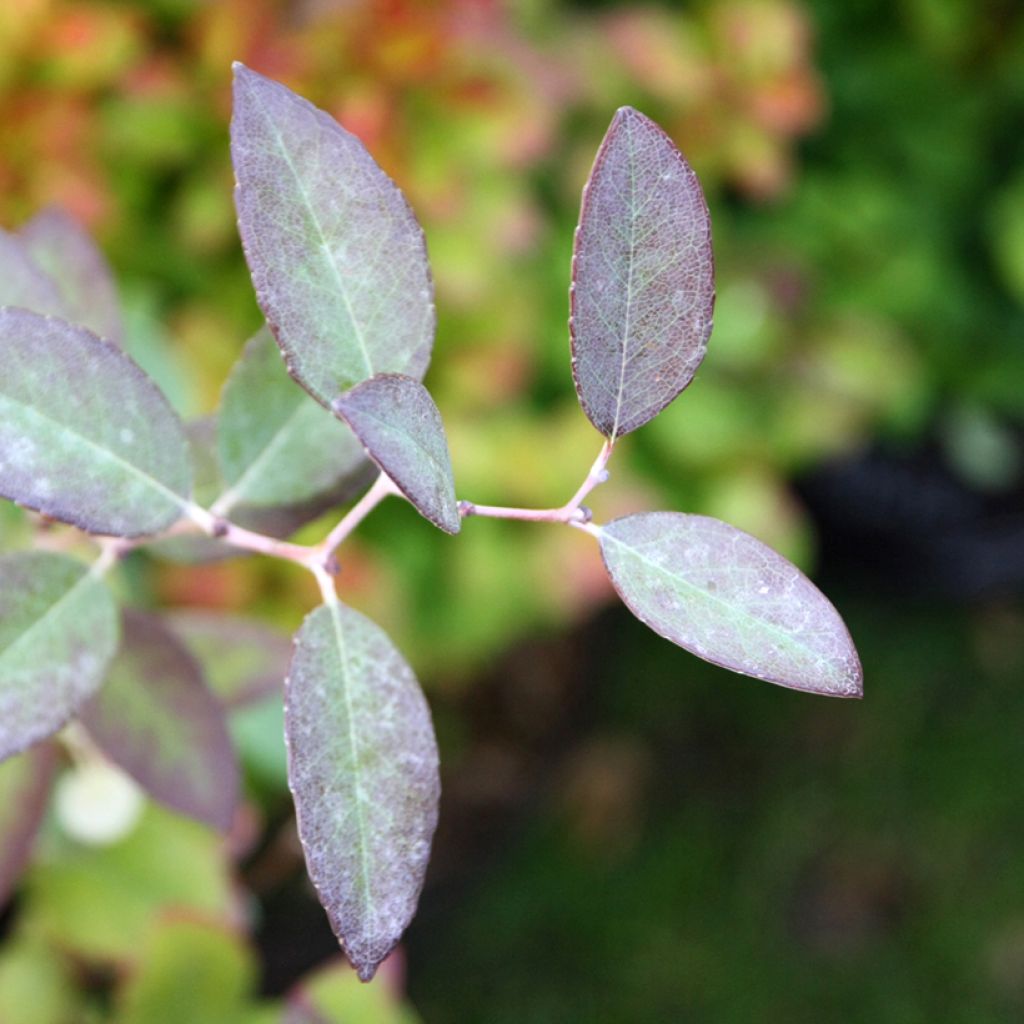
(0, 551, 120, 761)
(232, 65, 435, 405)
(0, 228, 69, 318)
(0, 308, 193, 536)
(599, 512, 862, 697)
(79, 611, 239, 831)
(333, 374, 460, 534)
(217, 327, 366, 511)
(570, 107, 714, 440)
(20, 208, 124, 345)
(286, 601, 440, 981)
(0, 742, 58, 906)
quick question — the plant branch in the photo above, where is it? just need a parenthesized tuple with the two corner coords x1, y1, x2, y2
(316, 472, 397, 562)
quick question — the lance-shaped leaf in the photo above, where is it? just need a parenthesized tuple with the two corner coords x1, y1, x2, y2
(570, 107, 714, 440)
(217, 327, 367, 511)
(0, 229, 69, 318)
(599, 513, 862, 697)
(79, 611, 239, 831)
(0, 552, 119, 761)
(286, 601, 440, 981)
(20, 208, 124, 345)
(232, 65, 435, 406)
(0, 308, 193, 536)
(168, 610, 290, 709)
(0, 743, 58, 906)
(333, 374, 460, 534)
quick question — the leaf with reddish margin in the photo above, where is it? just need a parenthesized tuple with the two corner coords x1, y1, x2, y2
(0, 742, 58, 907)
(79, 611, 239, 831)
(286, 602, 440, 981)
(231, 65, 435, 406)
(0, 229, 70, 318)
(570, 107, 714, 440)
(167, 610, 290, 709)
(599, 512, 862, 697)
(20, 208, 124, 345)
(333, 374, 460, 535)
(0, 308, 193, 537)
(0, 552, 119, 762)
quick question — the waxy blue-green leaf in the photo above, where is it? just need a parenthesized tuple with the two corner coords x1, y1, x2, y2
(80, 611, 239, 831)
(231, 65, 435, 406)
(0, 743, 58, 906)
(20, 208, 124, 345)
(0, 229, 69, 318)
(570, 107, 714, 439)
(0, 552, 119, 761)
(217, 328, 366, 511)
(286, 602, 440, 981)
(0, 308, 193, 536)
(599, 513, 862, 697)
(333, 374, 460, 534)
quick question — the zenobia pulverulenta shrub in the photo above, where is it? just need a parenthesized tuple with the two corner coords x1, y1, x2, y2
(0, 64, 862, 981)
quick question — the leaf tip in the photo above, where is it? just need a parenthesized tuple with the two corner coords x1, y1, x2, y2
(354, 958, 380, 983)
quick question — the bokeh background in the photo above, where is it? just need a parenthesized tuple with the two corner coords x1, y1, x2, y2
(1, 0, 1024, 1020)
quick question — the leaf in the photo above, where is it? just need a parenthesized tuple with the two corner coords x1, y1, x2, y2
(0, 308, 193, 537)
(0, 228, 70, 318)
(333, 374, 460, 534)
(0, 937, 83, 1024)
(167, 610, 290, 709)
(115, 917, 256, 1024)
(286, 602, 440, 981)
(0, 551, 120, 761)
(570, 107, 715, 440)
(599, 513, 862, 697)
(231, 64, 435, 406)
(284, 957, 419, 1024)
(79, 611, 239, 831)
(217, 327, 367, 510)
(20, 207, 124, 345)
(0, 742, 58, 906)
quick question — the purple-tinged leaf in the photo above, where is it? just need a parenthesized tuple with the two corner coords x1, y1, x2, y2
(217, 328, 366, 511)
(20, 208, 124, 345)
(333, 374, 460, 535)
(167, 610, 290, 709)
(79, 611, 239, 831)
(0, 308, 193, 537)
(599, 513, 862, 697)
(0, 228, 70, 318)
(0, 552, 119, 762)
(0, 742, 58, 907)
(570, 107, 714, 440)
(231, 65, 435, 406)
(286, 601, 440, 981)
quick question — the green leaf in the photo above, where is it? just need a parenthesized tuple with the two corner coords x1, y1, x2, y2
(570, 108, 715, 440)
(286, 602, 440, 981)
(79, 611, 239, 831)
(333, 374, 460, 534)
(285, 958, 420, 1024)
(599, 513, 862, 697)
(231, 65, 435, 405)
(0, 551, 119, 761)
(217, 327, 366, 510)
(0, 937, 82, 1024)
(0, 308, 193, 537)
(0, 742, 58, 906)
(0, 228, 70, 318)
(115, 917, 256, 1024)
(20, 207, 124, 345)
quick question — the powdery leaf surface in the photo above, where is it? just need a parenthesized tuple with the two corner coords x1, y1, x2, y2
(79, 611, 239, 831)
(0, 308, 193, 537)
(286, 602, 440, 981)
(333, 374, 460, 534)
(0, 552, 119, 761)
(232, 65, 435, 406)
(20, 208, 124, 345)
(217, 327, 366, 510)
(0, 742, 58, 907)
(599, 513, 862, 697)
(0, 229, 69, 318)
(570, 107, 714, 439)
(168, 610, 291, 709)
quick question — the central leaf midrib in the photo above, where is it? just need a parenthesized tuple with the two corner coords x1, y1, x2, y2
(222, 399, 312, 506)
(611, 121, 640, 442)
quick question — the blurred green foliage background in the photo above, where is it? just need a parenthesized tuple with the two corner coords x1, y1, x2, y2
(1, 0, 1023, 1020)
